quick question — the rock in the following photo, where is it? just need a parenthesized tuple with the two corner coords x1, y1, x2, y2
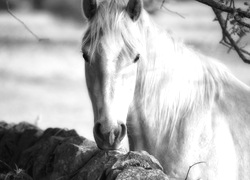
(0, 122, 43, 168)
(73, 150, 169, 180)
(0, 121, 169, 180)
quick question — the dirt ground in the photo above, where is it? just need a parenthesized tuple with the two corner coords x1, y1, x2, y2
(0, 1, 250, 141)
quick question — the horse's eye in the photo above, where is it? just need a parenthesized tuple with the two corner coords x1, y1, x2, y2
(134, 54, 140, 63)
(82, 52, 90, 63)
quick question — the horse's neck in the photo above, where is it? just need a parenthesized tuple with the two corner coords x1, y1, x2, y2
(133, 24, 235, 148)
(128, 14, 250, 178)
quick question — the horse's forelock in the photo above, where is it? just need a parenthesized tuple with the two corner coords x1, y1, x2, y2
(82, 0, 147, 62)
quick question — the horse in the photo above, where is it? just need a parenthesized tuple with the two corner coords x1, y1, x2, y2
(81, 0, 250, 179)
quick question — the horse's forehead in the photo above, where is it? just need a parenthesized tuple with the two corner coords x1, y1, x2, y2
(100, 33, 125, 59)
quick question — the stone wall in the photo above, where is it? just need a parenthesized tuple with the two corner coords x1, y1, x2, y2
(0, 122, 169, 180)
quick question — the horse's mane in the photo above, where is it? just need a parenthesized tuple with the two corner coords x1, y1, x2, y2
(130, 9, 240, 145)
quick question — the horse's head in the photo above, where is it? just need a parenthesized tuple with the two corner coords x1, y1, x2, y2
(81, 0, 145, 150)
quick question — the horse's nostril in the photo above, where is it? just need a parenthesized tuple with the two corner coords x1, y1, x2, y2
(119, 123, 127, 141)
(93, 122, 127, 149)
(94, 122, 102, 139)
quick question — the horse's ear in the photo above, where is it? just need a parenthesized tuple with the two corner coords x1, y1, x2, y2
(126, 0, 143, 21)
(82, 0, 97, 20)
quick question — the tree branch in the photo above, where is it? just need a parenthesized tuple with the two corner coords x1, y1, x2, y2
(213, 8, 250, 64)
(161, 3, 185, 19)
(195, 0, 250, 18)
(234, 17, 250, 29)
(6, 0, 48, 42)
(193, 0, 250, 64)
(159, 0, 250, 64)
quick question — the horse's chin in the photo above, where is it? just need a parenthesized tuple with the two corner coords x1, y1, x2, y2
(96, 141, 121, 150)
(95, 138, 128, 152)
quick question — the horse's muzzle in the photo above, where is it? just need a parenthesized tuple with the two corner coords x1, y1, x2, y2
(93, 122, 126, 150)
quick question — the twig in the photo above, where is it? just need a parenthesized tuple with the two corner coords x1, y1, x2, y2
(226, 35, 242, 53)
(220, 40, 231, 48)
(0, 160, 12, 171)
(5, 0, 48, 42)
(234, 17, 250, 29)
(184, 161, 206, 180)
(224, 0, 234, 31)
(160, 0, 185, 19)
(241, 47, 250, 56)
(162, 5, 185, 19)
(161, 0, 166, 9)
(195, 0, 250, 18)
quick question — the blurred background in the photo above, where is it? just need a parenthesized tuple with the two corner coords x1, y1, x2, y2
(0, 0, 250, 140)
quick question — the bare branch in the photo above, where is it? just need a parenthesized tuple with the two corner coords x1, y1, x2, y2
(6, 0, 48, 42)
(161, 3, 185, 19)
(234, 17, 250, 29)
(213, 8, 250, 64)
(160, 0, 250, 64)
(191, 0, 250, 64)
(195, 0, 250, 18)
(184, 161, 206, 180)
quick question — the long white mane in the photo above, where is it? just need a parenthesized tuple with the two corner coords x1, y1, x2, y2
(130, 9, 246, 145)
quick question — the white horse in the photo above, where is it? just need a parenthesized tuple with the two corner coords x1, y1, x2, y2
(81, 0, 250, 179)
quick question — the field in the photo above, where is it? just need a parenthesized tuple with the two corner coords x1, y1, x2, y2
(0, 1, 250, 141)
